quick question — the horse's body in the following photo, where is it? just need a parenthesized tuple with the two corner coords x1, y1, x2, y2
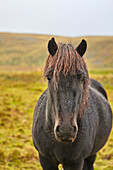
(32, 38, 112, 170)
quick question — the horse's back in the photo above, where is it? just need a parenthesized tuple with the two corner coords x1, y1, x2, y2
(90, 78, 108, 99)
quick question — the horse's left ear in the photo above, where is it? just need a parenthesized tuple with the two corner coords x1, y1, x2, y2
(76, 39, 87, 57)
(48, 37, 58, 56)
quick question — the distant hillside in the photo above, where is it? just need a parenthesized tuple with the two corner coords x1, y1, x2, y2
(0, 33, 113, 70)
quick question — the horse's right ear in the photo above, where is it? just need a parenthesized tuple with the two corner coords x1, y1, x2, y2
(48, 37, 58, 56)
(76, 39, 87, 57)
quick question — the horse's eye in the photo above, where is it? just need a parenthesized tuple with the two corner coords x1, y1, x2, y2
(81, 76, 85, 82)
(46, 75, 51, 81)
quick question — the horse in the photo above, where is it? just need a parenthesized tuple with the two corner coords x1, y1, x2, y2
(32, 38, 112, 170)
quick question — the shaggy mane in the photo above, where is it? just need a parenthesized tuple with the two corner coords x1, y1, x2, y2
(44, 43, 90, 116)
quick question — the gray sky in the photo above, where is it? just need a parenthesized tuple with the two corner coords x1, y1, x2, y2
(0, 0, 113, 37)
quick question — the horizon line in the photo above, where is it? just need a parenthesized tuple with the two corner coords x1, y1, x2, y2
(0, 31, 113, 38)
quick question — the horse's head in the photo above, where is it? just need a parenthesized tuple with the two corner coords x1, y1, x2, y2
(44, 38, 89, 143)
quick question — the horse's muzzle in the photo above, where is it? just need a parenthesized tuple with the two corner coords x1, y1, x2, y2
(55, 125, 77, 143)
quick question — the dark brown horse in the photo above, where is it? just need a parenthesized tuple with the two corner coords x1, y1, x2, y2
(32, 38, 112, 170)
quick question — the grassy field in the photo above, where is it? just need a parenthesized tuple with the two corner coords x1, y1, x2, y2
(0, 33, 113, 70)
(0, 70, 113, 170)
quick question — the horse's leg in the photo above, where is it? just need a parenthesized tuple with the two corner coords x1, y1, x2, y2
(83, 154, 96, 170)
(62, 159, 84, 170)
(39, 153, 58, 170)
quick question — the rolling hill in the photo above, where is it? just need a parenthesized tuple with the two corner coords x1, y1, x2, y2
(0, 33, 113, 71)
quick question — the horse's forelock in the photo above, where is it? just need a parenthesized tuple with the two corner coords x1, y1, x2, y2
(44, 43, 88, 82)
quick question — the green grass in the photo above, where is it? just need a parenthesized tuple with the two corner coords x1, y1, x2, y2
(0, 71, 46, 170)
(0, 70, 113, 170)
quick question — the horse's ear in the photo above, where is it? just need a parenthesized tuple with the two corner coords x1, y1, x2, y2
(48, 37, 58, 56)
(76, 39, 87, 57)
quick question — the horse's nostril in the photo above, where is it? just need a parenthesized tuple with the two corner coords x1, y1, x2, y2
(73, 126, 76, 133)
(56, 125, 60, 132)
(56, 125, 62, 137)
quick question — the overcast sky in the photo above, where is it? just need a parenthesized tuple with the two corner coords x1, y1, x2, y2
(0, 0, 113, 37)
